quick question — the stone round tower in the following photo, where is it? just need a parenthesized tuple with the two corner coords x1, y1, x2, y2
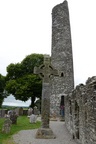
(50, 0, 74, 116)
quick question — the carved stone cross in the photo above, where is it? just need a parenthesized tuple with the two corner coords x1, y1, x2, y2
(34, 54, 59, 139)
(34, 55, 58, 83)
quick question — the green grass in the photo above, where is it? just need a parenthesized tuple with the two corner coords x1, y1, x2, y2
(0, 116, 41, 144)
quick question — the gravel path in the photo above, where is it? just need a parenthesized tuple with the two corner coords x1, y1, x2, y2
(13, 120, 78, 144)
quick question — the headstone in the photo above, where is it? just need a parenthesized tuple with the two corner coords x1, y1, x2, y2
(28, 107, 33, 116)
(30, 114, 37, 123)
(34, 55, 59, 139)
(34, 106, 39, 115)
(15, 107, 23, 116)
(0, 110, 6, 117)
(19, 107, 23, 115)
(10, 111, 18, 124)
(2, 110, 6, 117)
(23, 109, 28, 115)
(2, 118, 12, 134)
(14, 108, 19, 115)
(50, 0, 74, 116)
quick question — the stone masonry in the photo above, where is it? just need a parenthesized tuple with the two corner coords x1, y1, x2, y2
(65, 76, 96, 144)
(50, 0, 74, 116)
(50, 1, 96, 144)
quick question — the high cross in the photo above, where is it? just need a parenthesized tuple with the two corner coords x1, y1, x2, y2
(34, 54, 58, 83)
(34, 54, 59, 139)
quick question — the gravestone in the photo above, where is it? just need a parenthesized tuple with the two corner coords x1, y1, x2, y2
(34, 106, 39, 115)
(2, 110, 6, 117)
(15, 107, 23, 116)
(34, 55, 59, 139)
(23, 109, 28, 115)
(30, 114, 37, 123)
(10, 111, 18, 124)
(2, 117, 12, 134)
(50, 0, 74, 116)
(19, 107, 23, 115)
(14, 108, 19, 115)
(0, 110, 6, 117)
(28, 107, 33, 116)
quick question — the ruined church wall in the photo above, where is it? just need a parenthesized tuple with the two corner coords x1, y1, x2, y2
(65, 77, 96, 144)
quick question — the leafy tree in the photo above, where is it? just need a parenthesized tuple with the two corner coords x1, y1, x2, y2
(5, 53, 44, 108)
(0, 74, 7, 107)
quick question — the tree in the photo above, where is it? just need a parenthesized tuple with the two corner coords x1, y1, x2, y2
(0, 74, 7, 107)
(5, 53, 44, 108)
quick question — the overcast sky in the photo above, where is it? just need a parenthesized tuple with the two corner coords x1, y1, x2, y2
(1, 0, 96, 106)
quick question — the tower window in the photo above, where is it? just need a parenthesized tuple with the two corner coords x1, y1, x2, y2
(61, 72, 64, 77)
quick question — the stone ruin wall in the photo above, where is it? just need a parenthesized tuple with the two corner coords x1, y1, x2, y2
(65, 76, 96, 144)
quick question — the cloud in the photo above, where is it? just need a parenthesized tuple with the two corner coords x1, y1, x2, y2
(2, 95, 31, 107)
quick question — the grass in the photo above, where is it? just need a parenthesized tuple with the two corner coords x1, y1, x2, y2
(0, 116, 41, 144)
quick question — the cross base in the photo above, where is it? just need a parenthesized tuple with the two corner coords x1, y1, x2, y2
(35, 128, 56, 139)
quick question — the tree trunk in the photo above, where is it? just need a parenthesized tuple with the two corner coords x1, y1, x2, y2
(30, 96, 35, 108)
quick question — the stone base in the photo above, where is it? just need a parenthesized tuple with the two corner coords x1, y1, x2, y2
(50, 117, 58, 121)
(60, 117, 65, 121)
(35, 128, 56, 139)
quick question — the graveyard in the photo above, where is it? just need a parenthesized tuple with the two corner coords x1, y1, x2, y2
(0, 115, 41, 143)
(0, 106, 41, 143)
(0, 0, 96, 144)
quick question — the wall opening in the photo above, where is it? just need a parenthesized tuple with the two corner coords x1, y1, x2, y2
(69, 100, 72, 115)
(61, 72, 64, 77)
(94, 85, 96, 90)
(85, 111, 87, 121)
(60, 95, 64, 117)
(75, 101, 79, 139)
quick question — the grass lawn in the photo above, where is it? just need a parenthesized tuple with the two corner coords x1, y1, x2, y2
(0, 116, 41, 144)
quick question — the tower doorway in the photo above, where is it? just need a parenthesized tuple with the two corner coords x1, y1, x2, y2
(60, 95, 64, 117)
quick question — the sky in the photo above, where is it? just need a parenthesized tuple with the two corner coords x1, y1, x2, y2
(1, 0, 96, 106)
(3, 95, 31, 107)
